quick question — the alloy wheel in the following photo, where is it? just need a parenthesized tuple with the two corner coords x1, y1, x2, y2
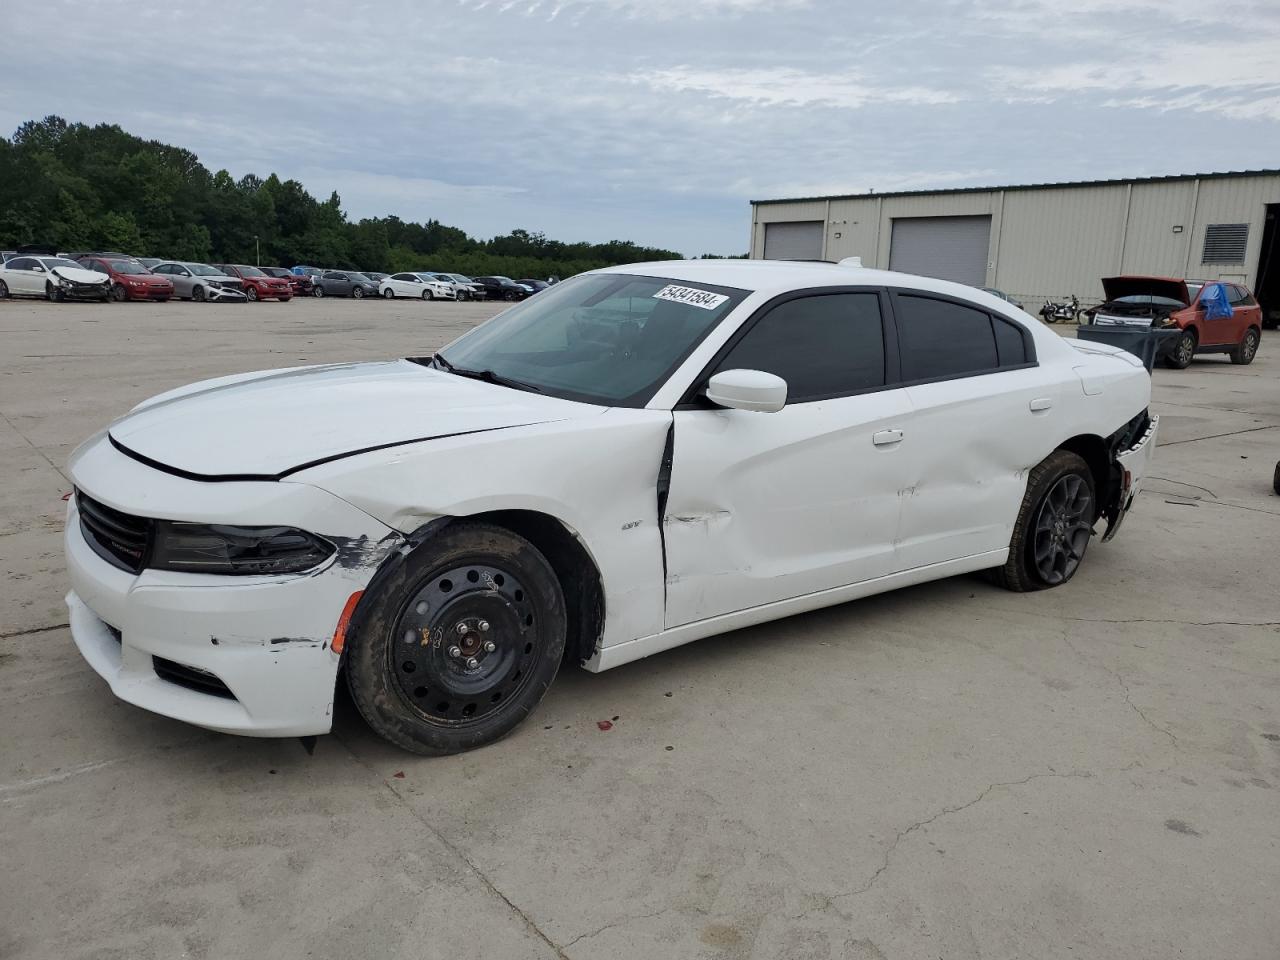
(1033, 474, 1093, 585)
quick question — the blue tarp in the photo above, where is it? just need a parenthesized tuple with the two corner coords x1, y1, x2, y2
(1201, 282, 1232, 320)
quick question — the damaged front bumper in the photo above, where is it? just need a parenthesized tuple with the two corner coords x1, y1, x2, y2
(1101, 412, 1159, 542)
(64, 433, 401, 737)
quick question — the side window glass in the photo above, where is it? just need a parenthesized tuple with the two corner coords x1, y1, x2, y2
(8, 257, 34, 270)
(896, 295, 998, 381)
(715, 293, 885, 402)
(993, 316, 1028, 366)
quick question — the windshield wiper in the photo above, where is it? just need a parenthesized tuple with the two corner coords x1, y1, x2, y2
(432, 354, 542, 393)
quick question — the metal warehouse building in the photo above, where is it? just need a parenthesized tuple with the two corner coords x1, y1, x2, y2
(749, 170, 1280, 319)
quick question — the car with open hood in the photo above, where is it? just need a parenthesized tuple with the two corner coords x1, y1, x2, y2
(0, 254, 111, 301)
(1086, 275, 1262, 368)
(64, 260, 1157, 755)
(214, 264, 294, 302)
(76, 254, 174, 302)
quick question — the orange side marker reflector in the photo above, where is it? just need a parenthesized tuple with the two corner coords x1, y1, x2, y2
(331, 591, 364, 655)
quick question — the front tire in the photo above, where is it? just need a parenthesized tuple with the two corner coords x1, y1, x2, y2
(352, 286, 365, 299)
(422, 288, 433, 300)
(347, 522, 567, 756)
(990, 450, 1096, 592)
(1230, 327, 1260, 365)
(383, 288, 395, 299)
(1164, 328, 1196, 368)
(313, 285, 325, 298)
(245, 286, 259, 302)
(192, 285, 206, 303)
(112, 283, 128, 302)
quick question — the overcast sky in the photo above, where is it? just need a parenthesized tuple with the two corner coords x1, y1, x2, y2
(4, 0, 1278, 255)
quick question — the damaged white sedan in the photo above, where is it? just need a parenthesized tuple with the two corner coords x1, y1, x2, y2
(65, 260, 1157, 754)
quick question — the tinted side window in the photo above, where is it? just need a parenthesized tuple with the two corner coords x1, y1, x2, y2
(715, 293, 885, 402)
(1227, 284, 1254, 306)
(896, 295, 998, 381)
(993, 316, 1028, 366)
(8, 257, 36, 270)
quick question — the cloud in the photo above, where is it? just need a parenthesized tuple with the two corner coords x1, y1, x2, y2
(634, 67, 961, 109)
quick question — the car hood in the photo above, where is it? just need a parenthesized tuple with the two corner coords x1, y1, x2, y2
(53, 266, 109, 284)
(108, 359, 600, 479)
(1101, 276, 1190, 305)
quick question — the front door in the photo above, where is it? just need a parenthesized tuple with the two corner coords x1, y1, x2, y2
(663, 290, 911, 628)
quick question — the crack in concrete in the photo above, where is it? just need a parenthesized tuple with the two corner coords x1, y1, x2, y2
(334, 733, 570, 959)
(0, 408, 70, 484)
(1145, 476, 1218, 499)
(0, 622, 69, 642)
(1061, 631, 1180, 755)
(561, 906, 682, 951)
(982, 607, 1280, 628)
(1156, 423, 1279, 447)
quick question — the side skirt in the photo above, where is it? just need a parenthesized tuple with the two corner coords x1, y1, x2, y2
(587, 549, 1008, 672)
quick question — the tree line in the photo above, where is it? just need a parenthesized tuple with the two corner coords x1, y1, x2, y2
(0, 116, 688, 277)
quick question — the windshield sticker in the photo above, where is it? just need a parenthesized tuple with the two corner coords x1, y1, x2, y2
(652, 284, 729, 311)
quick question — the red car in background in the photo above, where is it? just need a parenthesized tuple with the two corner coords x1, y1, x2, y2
(75, 254, 173, 302)
(260, 265, 313, 297)
(214, 264, 293, 302)
(1087, 275, 1262, 368)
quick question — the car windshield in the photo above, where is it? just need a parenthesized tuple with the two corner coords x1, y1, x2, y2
(44, 258, 82, 269)
(189, 264, 223, 276)
(111, 260, 150, 274)
(1185, 282, 1203, 301)
(415, 274, 438, 281)
(1110, 295, 1187, 308)
(435, 273, 748, 407)
(346, 272, 370, 281)
(449, 274, 473, 283)
(235, 265, 265, 277)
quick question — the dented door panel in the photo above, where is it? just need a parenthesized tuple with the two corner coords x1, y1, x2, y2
(663, 389, 913, 629)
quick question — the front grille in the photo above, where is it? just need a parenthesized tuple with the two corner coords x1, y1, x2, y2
(77, 491, 153, 573)
(152, 657, 236, 699)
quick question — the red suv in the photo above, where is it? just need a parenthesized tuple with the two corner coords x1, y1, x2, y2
(214, 264, 293, 302)
(75, 255, 174, 302)
(1089, 276, 1262, 368)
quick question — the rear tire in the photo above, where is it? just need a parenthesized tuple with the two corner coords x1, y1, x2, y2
(1230, 327, 1260, 365)
(1164, 328, 1196, 368)
(313, 286, 325, 298)
(346, 522, 567, 756)
(990, 450, 1096, 592)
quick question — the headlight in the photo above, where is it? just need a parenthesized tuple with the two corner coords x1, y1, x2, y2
(151, 522, 334, 575)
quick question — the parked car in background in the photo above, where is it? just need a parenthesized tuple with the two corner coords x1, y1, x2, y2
(0, 254, 111, 301)
(378, 272, 455, 300)
(260, 266, 313, 296)
(77, 255, 174, 302)
(1085, 276, 1262, 368)
(432, 273, 485, 300)
(516, 279, 550, 295)
(313, 270, 378, 299)
(1, 251, 15, 264)
(473, 276, 529, 301)
(982, 287, 1024, 310)
(214, 264, 294, 302)
(150, 261, 247, 302)
(61, 260, 1157, 755)
(292, 266, 325, 285)
(362, 272, 389, 285)
(137, 258, 163, 269)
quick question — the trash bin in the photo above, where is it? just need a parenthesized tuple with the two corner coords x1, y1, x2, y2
(1075, 325, 1181, 372)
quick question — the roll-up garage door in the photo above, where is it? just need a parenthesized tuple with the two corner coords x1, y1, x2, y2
(763, 221, 824, 260)
(889, 215, 991, 286)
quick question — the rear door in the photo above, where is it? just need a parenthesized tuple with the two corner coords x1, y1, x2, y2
(323, 271, 351, 296)
(889, 291, 1059, 570)
(5, 257, 40, 294)
(663, 289, 912, 628)
(1228, 284, 1260, 340)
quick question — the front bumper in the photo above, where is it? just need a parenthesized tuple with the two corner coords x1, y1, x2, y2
(65, 434, 401, 737)
(125, 284, 173, 301)
(60, 283, 110, 300)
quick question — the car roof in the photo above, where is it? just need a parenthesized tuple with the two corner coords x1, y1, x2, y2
(594, 258, 1006, 301)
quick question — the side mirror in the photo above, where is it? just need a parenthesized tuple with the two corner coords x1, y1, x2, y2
(706, 369, 787, 413)
(33, 265, 45, 273)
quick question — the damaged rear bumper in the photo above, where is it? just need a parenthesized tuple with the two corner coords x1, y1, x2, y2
(1101, 412, 1159, 542)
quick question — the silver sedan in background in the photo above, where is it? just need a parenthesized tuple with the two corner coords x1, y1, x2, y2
(149, 261, 247, 302)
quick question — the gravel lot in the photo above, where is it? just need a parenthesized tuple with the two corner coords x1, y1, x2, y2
(2, 296, 1278, 960)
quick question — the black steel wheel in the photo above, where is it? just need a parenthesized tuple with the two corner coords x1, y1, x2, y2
(1165, 328, 1196, 368)
(1231, 327, 1260, 365)
(347, 522, 567, 755)
(989, 449, 1096, 592)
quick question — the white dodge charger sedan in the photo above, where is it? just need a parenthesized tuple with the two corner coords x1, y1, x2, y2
(65, 260, 1157, 754)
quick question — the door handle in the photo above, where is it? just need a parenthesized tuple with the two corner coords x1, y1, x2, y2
(1029, 397, 1053, 413)
(872, 429, 904, 446)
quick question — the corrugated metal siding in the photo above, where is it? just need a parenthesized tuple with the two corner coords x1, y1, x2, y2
(750, 174, 1280, 308)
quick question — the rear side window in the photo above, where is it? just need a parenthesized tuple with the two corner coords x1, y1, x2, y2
(992, 316, 1028, 366)
(715, 293, 885, 402)
(896, 295, 998, 381)
(1227, 284, 1255, 306)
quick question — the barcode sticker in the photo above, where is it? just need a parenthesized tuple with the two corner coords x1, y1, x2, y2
(652, 284, 728, 311)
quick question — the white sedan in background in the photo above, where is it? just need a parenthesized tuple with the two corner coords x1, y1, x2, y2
(0, 254, 111, 301)
(378, 272, 456, 300)
(64, 260, 1156, 756)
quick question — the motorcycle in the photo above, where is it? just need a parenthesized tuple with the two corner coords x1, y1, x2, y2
(1039, 295, 1081, 324)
